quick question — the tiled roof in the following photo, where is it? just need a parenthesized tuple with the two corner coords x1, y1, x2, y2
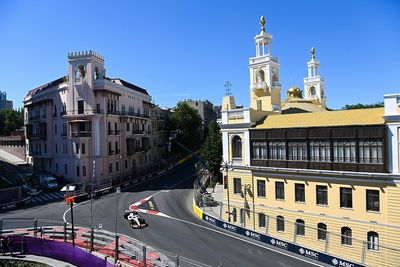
(256, 107, 385, 129)
(26, 76, 67, 97)
(110, 78, 149, 95)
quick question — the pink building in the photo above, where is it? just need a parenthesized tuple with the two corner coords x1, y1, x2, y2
(24, 51, 158, 186)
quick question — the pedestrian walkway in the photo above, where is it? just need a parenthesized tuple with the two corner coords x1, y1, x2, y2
(30, 191, 64, 204)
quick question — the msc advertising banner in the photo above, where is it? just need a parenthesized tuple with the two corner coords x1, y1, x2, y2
(203, 214, 364, 267)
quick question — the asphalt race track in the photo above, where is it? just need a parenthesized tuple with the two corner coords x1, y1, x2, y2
(1, 161, 321, 267)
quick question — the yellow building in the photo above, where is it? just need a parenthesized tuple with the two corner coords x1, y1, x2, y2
(221, 17, 400, 267)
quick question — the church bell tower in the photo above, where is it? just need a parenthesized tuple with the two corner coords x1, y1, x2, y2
(303, 48, 326, 108)
(249, 16, 281, 113)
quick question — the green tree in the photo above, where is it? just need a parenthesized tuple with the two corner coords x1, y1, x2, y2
(342, 102, 384, 110)
(0, 109, 24, 136)
(171, 102, 202, 150)
(201, 120, 222, 179)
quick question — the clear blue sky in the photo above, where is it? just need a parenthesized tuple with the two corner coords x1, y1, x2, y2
(0, 0, 399, 110)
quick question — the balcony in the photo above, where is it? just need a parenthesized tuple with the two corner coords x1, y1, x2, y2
(108, 129, 114, 135)
(107, 110, 120, 115)
(71, 131, 92, 137)
(132, 130, 145, 135)
(115, 130, 120, 135)
(108, 150, 114, 155)
(116, 149, 120, 154)
(120, 110, 150, 119)
(28, 115, 40, 121)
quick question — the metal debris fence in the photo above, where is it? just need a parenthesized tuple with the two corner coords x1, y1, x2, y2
(0, 218, 212, 267)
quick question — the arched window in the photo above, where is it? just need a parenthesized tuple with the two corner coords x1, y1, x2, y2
(309, 86, 316, 96)
(276, 216, 285, 232)
(341, 227, 352, 245)
(257, 70, 265, 82)
(94, 67, 99, 80)
(296, 219, 305, 236)
(232, 136, 242, 159)
(367, 231, 379, 251)
(317, 223, 327, 240)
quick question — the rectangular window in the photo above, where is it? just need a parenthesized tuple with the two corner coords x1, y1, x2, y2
(75, 143, 79, 154)
(316, 185, 328, 205)
(333, 140, 356, 163)
(275, 181, 285, 200)
(81, 143, 85, 154)
(82, 166, 86, 177)
(258, 213, 266, 228)
(359, 140, 383, 164)
(295, 183, 305, 202)
(77, 100, 84, 114)
(340, 187, 353, 208)
(252, 141, 268, 159)
(268, 141, 286, 160)
(76, 166, 80, 177)
(257, 180, 266, 197)
(55, 124, 57, 134)
(116, 162, 119, 172)
(64, 164, 67, 174)
(310, 141, 331, 162)
(366, 189, 380, 212)
(233, 178, 241, 194)
(127, 122, 130, 132)
(96, 103, 101, 113)
(257, 100, 262, 110)
(56, 163, 58, 172)
(109, 163, 112, 173)
(125, 160, 128, 169)
(288, 141, 307, 161)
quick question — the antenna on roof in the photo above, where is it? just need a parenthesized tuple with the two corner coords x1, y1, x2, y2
(224, 81, 232, 96)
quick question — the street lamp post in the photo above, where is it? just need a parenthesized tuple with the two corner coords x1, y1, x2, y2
(241, 184, 251, 227)
(115, 186, 121, 263)
(222, 161, 232, 222)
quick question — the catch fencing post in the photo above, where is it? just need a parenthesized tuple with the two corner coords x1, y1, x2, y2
(34, 219, 38, 238)
(90, 227, 94, 252)
(175, 255, 180, 266)
(114, 234, 119, 264)
(63, 222, 67, 243)
(142, 244, 147, 267)
(361, 241, 367, 265)
(325, 232, 329, 252)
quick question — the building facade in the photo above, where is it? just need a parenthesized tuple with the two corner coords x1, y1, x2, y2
(24, 51, 163, 186)
(0, 90, 13, 110)
(220, 17, 400, 266)
(182, 99, 217, 132)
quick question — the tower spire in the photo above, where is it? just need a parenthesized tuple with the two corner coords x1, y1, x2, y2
(224, 81, 232, 96)
(260, 16, 266, 33)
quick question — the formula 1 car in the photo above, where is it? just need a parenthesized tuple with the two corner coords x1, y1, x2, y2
(124, 210, 148, 229)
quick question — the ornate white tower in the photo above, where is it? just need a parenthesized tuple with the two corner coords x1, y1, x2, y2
(303, 48, 326, 108)
(249, 16, 281, 112)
